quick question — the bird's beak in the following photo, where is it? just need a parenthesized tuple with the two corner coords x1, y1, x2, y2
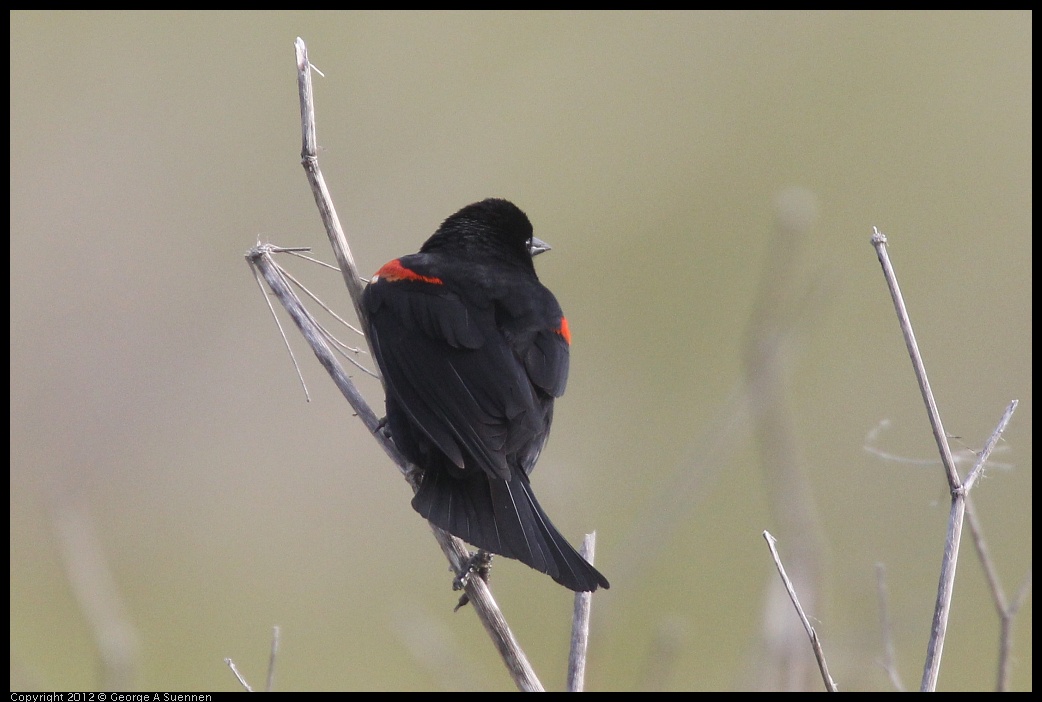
(528, 236, 551, 257)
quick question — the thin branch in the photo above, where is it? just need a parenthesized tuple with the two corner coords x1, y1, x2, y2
(272, 262, 376, 377)
(965, 499, 1005, 612)
(224, 657, 253, 692)
(863, 418, 1012, 471)
(266, 625, 280, 692)
(250, 250, 311, 402)
(295, 38, 369, 333)
(962, 400, 1017, 492)
(50, 498, 140, 691)
(960, 401, 1028, 691)
(248, 245, 386, 439)
(275, 263, 369, 345)
(870, 228, 960, 492)
(867, 405, 1026, 689)
(762, 531, 837, 692)
(872, 227, 960, 692)
(927, 498, 967, 691)
(247, 244, 544, 692)
(744, 187, 826, 691)
(243, 38, 544, 692)
(997, 571, 1032, 692)
(428, 526, 544, 691)
(965, 497, 1032, 692)
(567, 532, 597, 692)
(874, 563, 905, 691)
(870, 228, 1019, 691)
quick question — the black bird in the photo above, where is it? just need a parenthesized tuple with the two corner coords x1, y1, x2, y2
(362, 198, 609, 592)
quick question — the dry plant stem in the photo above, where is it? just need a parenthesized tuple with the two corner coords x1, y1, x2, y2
(244, 38, 544, 692)
(745, 189, 825, 691)
(567, 532, 597, 692)
(224, 626, 280, 692)
(267, 625, 280, 692)
(925, 501, 965, 692)
(962, 399, 1017, 493)
(247, 236, 542, 693)
(248, 247, 386, 442)
(870, 228, 1018, 692)
(996, 572, 1032, 692)
(870, 229, 960, 494)
(50, 499, 140, 691)
(965, 497, 1030, 692)
(874, 563, 905, 691)
(224, 658, 252, 692)
(962, 400, 1025, 692)
(295, 38, 369, 332)
(872, 228, 959, 691)
(762, 531, 837, 692)
(428, 526, 545, 691)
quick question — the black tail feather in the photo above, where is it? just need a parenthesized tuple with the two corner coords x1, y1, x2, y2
(412, 469, 609, 592)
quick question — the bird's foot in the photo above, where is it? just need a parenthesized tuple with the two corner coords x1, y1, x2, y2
(452, 550, 494, 611)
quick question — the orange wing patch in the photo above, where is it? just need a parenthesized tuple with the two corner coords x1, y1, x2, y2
(556, 316, 571, 345)
(373, 259, 443, 285)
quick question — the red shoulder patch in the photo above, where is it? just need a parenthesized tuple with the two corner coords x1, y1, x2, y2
(556, 316, 571, 345)
(373, 259, 443, 285)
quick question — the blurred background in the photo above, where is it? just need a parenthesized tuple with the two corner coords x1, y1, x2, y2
(10, 11, 1030, 692)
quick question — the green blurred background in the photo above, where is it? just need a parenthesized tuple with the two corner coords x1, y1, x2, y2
(10, 11, 1030, 692)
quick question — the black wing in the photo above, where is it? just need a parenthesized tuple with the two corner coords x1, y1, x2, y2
(363, 259, 607, 591)
(365, 257, 573, 473)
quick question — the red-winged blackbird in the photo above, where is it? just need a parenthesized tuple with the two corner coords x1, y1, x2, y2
(362, 198, 609, 592)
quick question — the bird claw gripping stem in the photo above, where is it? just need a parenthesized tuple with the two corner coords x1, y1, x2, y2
(452, 550, 494, 611)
